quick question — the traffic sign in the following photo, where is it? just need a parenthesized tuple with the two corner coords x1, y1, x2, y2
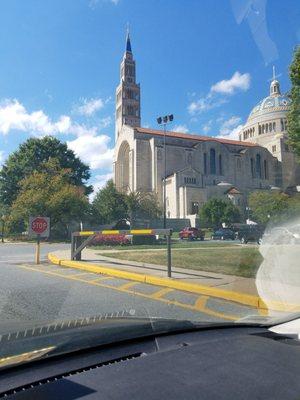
(29, 216, 50, 238)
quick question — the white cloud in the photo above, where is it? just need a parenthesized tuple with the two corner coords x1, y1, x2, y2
(216, 115, 243, 140)
(67, 134, 114, 170)
(74, 97, 104, 116)
(0, 98, 110, 139)
(99, 116, 112, 129)
(211, 71, 251, 95)
(188, 71, 250, 116)
(202, 120, 213, 133)
(88, 0, 119, 9)
(188, 95, 227, 115)
(173, 124, 189, 133)
(0, 99, 71, 136)
(92, 172, 113, 194)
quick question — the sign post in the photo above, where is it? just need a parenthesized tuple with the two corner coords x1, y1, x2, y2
(29, 217, 50, 264)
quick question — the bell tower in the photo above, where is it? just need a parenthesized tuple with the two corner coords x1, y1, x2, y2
(115, 30, 141, 141)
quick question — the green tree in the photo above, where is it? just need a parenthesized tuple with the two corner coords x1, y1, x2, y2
(199, 198, 240, 228)
(125, 191, 162, 221)
(7, 159, 89, 237)
(0, 136, 91, 206)
(248, 191, 289, 225)
(287, 46, 300, 158)
(92, 179, 127, 224)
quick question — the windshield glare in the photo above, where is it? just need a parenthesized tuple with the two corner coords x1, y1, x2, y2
(0, 0, 299, 361)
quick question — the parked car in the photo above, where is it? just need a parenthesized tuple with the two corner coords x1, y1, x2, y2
(179, 227, 205, 241)
(235, 226, 262, 244)
(211, 228, 235, 241)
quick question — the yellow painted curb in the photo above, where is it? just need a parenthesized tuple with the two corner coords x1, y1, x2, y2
(47, 253, 300, 313)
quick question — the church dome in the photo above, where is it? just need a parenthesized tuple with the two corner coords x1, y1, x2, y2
(239, 69, 291, 142)
(247, 91, 291, 122)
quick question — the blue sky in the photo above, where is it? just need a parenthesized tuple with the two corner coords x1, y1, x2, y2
(0, 0, 299, 194)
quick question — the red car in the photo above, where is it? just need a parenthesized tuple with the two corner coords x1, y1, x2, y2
(179, 227, 205, 241)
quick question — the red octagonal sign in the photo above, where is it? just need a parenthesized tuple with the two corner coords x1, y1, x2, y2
(29, 216, 50, 237)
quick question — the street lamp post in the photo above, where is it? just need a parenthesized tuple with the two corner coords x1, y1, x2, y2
(157, 114, 174, 229)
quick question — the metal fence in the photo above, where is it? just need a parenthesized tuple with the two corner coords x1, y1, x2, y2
(71, 228, 173, 277)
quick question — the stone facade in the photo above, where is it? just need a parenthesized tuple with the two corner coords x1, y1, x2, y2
(113, 35, 300, 224)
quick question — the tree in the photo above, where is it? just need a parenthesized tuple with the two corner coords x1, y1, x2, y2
(199, 198, 240, 228)
(7, 159, 89, 237)
(248, 191, 289, 225)
(92, 181, 162, 225)
(0, 136, 91, 206)
(287, 46, 300, 158)
(125, 191, 162, 221)
(92, 180, 128, 224)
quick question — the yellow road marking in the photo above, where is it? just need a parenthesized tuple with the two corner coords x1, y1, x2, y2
(66, 272, 91, 277)
(194, 296, 209, 311)
(150, 287, 174, 299)
(88, 276, 113, 282)
(17, 264, 238, 321)
(117, 281, 139, 290)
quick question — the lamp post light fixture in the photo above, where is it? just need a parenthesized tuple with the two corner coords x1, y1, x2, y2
(156, 114, 174, 229)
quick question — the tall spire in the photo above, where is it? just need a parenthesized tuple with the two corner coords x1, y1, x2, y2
(115, 28, 141, 141)
(125, 23, 132, 53)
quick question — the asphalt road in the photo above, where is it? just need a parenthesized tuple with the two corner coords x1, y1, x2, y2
(0, 243, 258, 334)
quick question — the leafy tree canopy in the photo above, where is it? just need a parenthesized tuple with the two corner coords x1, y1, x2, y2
(92, 180, 162, 225)
(0, 136, 91, 206)
(199, 198, 240, 228)
(92, 180, 128, 224)
(249, 190, 300, 225)
(287, 46, 300, 158)
(7, 159, 90, 236)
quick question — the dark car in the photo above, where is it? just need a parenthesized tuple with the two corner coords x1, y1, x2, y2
(211, 228, 235, 240)
(179, 227, 205, 241)
(235, 226, 262, 244)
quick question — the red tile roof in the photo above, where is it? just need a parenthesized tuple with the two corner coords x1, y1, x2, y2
(135, 127, 257, 147)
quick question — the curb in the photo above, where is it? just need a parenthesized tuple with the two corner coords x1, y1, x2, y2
(48, 253, 300, 313)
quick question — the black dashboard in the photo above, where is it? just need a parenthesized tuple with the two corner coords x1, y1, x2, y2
(1, 326, 300, 399)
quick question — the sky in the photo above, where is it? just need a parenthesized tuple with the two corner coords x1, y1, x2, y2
(0, 0, 299, 195)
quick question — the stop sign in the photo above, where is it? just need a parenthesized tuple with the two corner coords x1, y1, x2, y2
(29, 216, 50, 237)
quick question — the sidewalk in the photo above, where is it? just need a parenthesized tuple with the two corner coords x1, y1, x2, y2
(48, 248, 300, 312)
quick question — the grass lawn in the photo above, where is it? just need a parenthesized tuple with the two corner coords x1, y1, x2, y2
(90, 239, 235, 251)
(101, 246, 263, 278)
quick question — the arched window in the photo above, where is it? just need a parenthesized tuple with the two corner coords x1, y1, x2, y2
(281, 119, 284, 131)
(203, 152, 207, 174)
(259, 125, 261, 135)
(264, 160, 268, 179)
(256, 154, 262, 179)
(269, 123, 272, 132)
(273, 122, 276, 131)
(250, 158, 255, 178)
(266, 124, 268, 133)
(219, 154, 222, 175)
(210, 149, 216, 175)
(262, 125, 265, 134)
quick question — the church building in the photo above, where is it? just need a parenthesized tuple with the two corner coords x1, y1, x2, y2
(113, 33, 300, 224)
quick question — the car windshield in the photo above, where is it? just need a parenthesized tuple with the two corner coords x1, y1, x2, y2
(0, 0, 300, 365)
